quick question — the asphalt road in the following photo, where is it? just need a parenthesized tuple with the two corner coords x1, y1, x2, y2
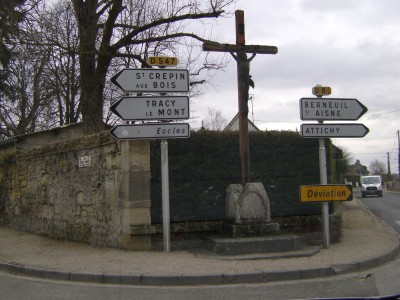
(0, 270, 381, 300)
(360, 190, 400, 234)
(2, 255, 400, 300)
(1, 192, 399, 299)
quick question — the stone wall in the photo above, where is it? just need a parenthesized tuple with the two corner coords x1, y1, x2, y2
(0, 129, 345, 250)
(0, 132, 151, 249)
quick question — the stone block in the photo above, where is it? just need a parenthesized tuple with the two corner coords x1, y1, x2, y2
(121, 208, 151, 228)
(225, 182, 271, 224)
(222, 222, 280, 238)
(130, 225, 157, 235)
(206, 234, 305, 255)
(120, 234, 152, 250)
(225, 184, 243, 223)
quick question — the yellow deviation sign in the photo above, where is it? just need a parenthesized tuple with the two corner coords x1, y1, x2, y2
(300, 184, 353, 202)
(148, 56, 179, 66)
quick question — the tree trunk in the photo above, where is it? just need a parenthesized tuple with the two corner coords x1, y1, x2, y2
(74, 0, 121, 133)
(74, 0, 104, 133)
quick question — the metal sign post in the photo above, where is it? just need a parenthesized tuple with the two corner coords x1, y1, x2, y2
(312, 85, 330, 248)
(110, 58, 189, 253)
(299, 85, 369, 249)
(318, 119, 330, 249)
(161, 140, 171, 252)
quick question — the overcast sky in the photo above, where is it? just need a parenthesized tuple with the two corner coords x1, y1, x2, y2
(189, 0, 400, 175)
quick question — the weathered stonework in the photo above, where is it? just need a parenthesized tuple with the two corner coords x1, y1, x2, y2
(0, 129, 344, 250)
(0, 132, 152, 250)
(225, 182, 271, 224)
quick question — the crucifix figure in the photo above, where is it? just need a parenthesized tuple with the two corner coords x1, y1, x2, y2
(203, 10, 278, 184)
(231, 50, 256, 119)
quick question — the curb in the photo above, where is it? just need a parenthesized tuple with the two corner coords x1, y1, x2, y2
(1, 241, 399, 286)
(1, 196, 400, 286)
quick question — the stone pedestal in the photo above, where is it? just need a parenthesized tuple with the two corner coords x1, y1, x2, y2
(225, 182, 271, 224)
(204, 182, 308, 256)
(224, 182, 279, 238)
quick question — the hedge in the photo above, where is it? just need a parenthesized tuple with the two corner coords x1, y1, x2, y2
(150, 130, 337, 223)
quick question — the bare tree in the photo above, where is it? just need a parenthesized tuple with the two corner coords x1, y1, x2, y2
(1, 0, 235, 140)
(203, 107, 227, 131)
(39, 2, 81, 126)
(369, 159, 386, 175)
(0, 0, 26, 81)
(0, 1, 82, 140)
(0, 44, 52, 137)
(0, 0, 27, 138)
(71, 0, 236, 132)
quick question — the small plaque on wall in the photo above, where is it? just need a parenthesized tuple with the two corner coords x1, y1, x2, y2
(79, 155, 91, 168)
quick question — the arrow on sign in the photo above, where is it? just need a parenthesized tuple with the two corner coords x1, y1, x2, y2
(110, 68, 189, 92)
(300, 123, 369, 138)
(110, 123, 190, 140)
(300, 184, 353, 202)
(111, 96, 189, 121)
(300, 98, 368, 121)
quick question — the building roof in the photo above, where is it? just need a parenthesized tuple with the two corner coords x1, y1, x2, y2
(223, 113, 260, 132)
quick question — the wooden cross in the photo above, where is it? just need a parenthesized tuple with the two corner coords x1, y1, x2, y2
(203, 10, 278, 184)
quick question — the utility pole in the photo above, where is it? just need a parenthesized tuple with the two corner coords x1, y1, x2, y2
(398, 130, 400, 177)
(387, 152, 391, 175)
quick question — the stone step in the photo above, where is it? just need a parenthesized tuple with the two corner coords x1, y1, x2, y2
(205, 234, 306, 255)
(222, 222, 280, 238)
(194, 246, 320, 260)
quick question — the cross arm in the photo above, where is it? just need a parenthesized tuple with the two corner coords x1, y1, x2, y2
(203, 41, 278, 55)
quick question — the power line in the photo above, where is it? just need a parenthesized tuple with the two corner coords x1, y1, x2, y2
(390, 131, 399, 153)
(364, 109, 400, 118)
(255, 120, 299, 124)
(352, 152, 389, 155)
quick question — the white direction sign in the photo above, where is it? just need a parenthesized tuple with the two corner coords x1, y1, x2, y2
(300, 98, 368, 121)
(111, 68, 189, 92)
(110, 123, 190, 140)
(300, 123, 369, 138)
(111, 96, 189, 121)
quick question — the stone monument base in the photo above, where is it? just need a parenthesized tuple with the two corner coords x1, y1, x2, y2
(223, 182, 280, 237)
(200, 182, 311, 256)
(222, 222, 280, 238)
(225, 182, 271, 224)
